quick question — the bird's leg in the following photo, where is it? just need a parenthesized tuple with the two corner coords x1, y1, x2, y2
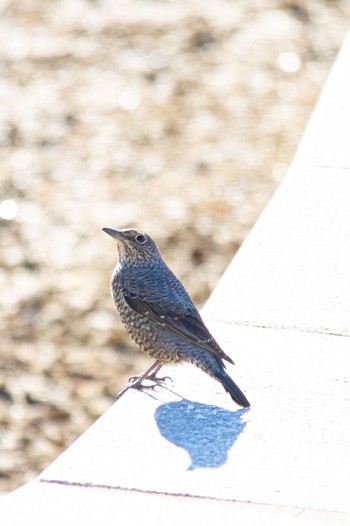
(116, 360, 167, 401)
(128, 362, 172, 384)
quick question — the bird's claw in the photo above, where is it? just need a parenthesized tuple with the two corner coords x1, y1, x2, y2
(114, 380, 159, 401)
(148, 373, 173, 383)
(128, 372, 173, 384)
(130, 381, 158, 391)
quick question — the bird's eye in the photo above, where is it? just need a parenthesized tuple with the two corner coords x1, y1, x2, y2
(135, 234, 147, 244)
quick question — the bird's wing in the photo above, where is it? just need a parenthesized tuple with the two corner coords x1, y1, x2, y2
(120, 268, 234, 365)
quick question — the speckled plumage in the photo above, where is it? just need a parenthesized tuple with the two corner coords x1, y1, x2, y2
(103, 227, 250, 408)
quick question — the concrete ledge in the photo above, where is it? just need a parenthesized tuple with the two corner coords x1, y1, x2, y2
(203, 165, 350, 336)
(2, 31, 350, 526)
(25, 325, 350, 512)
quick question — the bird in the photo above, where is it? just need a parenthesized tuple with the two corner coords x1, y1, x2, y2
(102, 227, 250, 408)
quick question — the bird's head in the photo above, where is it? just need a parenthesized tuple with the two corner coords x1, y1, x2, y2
(102, 228, 161, 265)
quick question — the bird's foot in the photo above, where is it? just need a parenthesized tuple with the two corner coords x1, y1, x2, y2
(128, 372, 173, 384)
(115, 372, 172, 401)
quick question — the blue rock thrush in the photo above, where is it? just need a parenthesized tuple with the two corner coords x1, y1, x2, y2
(103, 228, 250, 407)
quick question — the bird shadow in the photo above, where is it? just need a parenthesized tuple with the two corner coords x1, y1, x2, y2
(154, 398, 249, 471)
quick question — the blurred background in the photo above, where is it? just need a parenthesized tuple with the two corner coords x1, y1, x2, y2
(0, 0, 349, 494)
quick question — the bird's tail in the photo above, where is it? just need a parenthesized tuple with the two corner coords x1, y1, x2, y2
(216, 369, 250, 408)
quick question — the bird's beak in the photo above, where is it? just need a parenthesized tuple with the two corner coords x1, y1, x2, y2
(102, 227, 127, 241)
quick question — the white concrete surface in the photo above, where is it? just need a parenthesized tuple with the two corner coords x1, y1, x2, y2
(2, 482, 350, 526)
(38, 324, 350, 513)
(0, 482, 349, 526)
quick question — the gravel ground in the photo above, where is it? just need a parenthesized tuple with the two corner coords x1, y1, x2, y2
(1, 0, 349, 494)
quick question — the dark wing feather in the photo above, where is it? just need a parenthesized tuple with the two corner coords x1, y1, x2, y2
(121, 269, 234, 365)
